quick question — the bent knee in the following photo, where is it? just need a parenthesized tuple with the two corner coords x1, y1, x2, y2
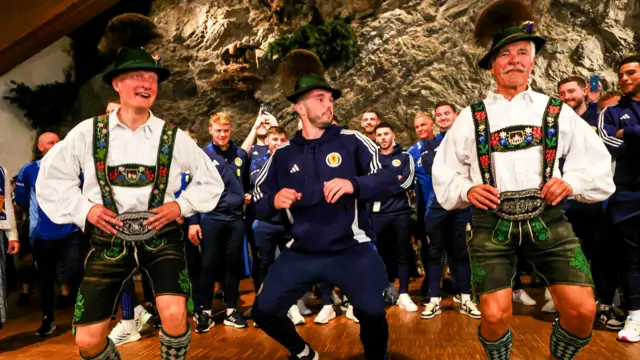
(564, 301, 596, 322)
(482, 306, 511, 327)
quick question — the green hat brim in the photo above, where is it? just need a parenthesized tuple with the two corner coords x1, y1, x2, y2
(286, 84, 342, 103)
(478, 34, 546, 70)
(102, 62, 171, 86)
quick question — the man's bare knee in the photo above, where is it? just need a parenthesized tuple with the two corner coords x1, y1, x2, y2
(75, 322, 110, 357)
(156, 295, 187, 334)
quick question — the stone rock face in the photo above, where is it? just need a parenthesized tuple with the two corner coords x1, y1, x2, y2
(72, 0, 639, 147)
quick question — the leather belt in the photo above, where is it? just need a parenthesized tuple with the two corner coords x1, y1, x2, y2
(492, 188, 546, 221)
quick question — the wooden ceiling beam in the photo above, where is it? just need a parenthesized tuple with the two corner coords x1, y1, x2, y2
(0, 0, 121, 77)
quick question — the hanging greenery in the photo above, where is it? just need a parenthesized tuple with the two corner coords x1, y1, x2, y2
(3, 76, 79, 133)
(265, 17, 359, 69)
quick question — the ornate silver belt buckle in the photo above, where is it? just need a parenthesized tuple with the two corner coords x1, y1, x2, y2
(115, 211, 157, 241)
(494, 189, 546, 221)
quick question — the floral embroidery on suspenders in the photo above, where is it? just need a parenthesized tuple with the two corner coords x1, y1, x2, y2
(92, 117, 177, 259)
(470, 97, 561, 187)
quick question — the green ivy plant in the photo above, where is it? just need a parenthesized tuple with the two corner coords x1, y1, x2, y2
(266, 17, 359, 69)
(3, 78, 78, 132)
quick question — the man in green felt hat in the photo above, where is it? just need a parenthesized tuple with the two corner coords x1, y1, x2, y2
(251, 49, 404, 359)
(431, 0, 615, 359)
(36, 13, 224, 360)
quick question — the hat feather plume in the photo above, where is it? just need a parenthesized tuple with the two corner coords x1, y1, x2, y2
(98, 13, 162, 54)
(277, 49, 326, 96)
(474, 0, 537, 46)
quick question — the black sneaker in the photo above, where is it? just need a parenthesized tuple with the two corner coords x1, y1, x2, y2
(16, 293, 30, 307)
(195, 310, 215, 333)
(288, 344, 319, 360)
(145, 304, 162, 328)
(214, 290, 225, 301)
(36, 317, 56, 336)
(597, 307, 625, 330)
(223, 309, 248, 328)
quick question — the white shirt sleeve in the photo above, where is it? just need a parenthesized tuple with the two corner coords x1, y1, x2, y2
(560, 105, 616, 202)
(2, 166, 18, 241)
(432, 108, 476, 210)
(173, 131, 224, 217)
(36, 130, 95, 230)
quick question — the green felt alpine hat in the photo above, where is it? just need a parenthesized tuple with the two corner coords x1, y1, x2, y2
(478, 22, 546, 70)
(285, 73, 342, 103)
(102, 47, 170, 86)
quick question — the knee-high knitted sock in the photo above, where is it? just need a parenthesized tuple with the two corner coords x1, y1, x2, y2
(549, 319, 591, 360)
(478, 327, 512, 360)
(80, 338, 121, 360)
(160, 325, 192, 360)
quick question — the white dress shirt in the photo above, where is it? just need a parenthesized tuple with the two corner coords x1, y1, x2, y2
(432, 88, 615, 211)
(0, 166, 18, 240)
(35, 110, 224, 230)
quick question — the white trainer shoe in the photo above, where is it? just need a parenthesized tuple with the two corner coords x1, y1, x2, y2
(314, 305, 336, 324)
(288, 305, 306, 325)
(512, 289, 537, 306)
(397, 293, 418, 312)
(460, 300, 481, 319)
(542, 299, 557, 313)
(345, 304, 359, 323)
(618, 316, 640, 343)
(135, 308, 153, 333)
(421, 301, 442, 319)
(108, 321, 141, 346)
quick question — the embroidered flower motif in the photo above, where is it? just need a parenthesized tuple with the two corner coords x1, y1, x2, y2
(159, 166, 168, 177)
(478, 135, 486, 144)
(96, 161, 105, 173)
(548, 128, 556, 137)
(533, 127, 542, 139)
(144, 169, 155, 182)
(480, 155, 490, 167)
(545, 149, 556, 162)
(490, 133, 500, 146)
(547, 105, 561, 115)
(108, 170, 119, 181)
(474, 111, 487, 121)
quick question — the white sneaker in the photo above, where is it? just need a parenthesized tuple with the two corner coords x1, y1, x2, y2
(512, 289, 537, 306)
(314, 305, 336, 324)
(135, 308, 153, 333)
(453, 294, 461, 304)
(297, 299, 312, 316)
(460, 300, 481, 319)
(618, 316, 640, 343)
(421, 301, 442, 319)
(288, 305, 306, 325)
(545, 288, 552, 301)
(108, 321, 141, 346)
(345, 304, 359, 323)
(397, 294, 418, 312)
(542, 299, 557, 313)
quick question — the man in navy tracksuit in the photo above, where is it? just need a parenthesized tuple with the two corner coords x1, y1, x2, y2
(371, 122, 417, 312)
(598, 55, 640, 342)
(189, 112, 250, 329)
(187, 136, 247, 332)
(558, 76, 625, 327)
(252, 49, 400, 360)
(420, 102, 478, 320)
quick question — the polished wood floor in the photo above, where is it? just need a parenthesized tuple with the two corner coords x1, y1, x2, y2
(1, 279, 638, 359)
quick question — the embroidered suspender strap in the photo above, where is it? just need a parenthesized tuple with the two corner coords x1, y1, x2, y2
(471, 101, 495, 187)
(148, 123, 178, 209)
(541, 97, 561, 184)
(93, 115, 118, 214)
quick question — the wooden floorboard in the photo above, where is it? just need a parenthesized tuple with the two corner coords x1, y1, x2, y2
(1, 279, 638, 359)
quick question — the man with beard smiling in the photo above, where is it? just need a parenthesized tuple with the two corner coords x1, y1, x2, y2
(598, 54, 640, 343)
(558, 76, 600, 129)
(35, 14, 224, 360)
(432, 1, 614, 359)
(360, 109, 381, 142)
(252, 49, 400, 360)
